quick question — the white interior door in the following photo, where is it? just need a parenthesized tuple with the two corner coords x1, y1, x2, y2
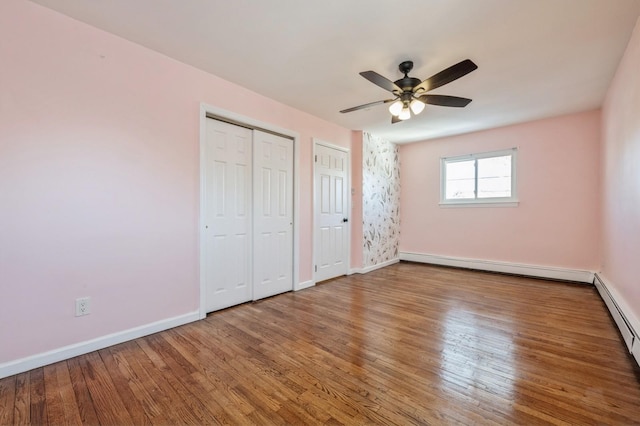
(314, 143, 349, 282)
(204, 119, 252, 312)
(253, 130, 294, 300)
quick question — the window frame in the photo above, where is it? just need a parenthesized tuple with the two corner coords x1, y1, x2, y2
(439, 148, 518, 207)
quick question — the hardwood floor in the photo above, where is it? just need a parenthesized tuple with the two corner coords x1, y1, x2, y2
(1, 262, 639, 425)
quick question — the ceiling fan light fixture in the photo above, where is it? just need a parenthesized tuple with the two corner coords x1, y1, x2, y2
(410, 99, 425, 115)
(399, 107, 411, 120)
(388, 100, 403, 116)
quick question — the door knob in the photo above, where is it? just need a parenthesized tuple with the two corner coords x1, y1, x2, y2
(343, 218, 349, 223)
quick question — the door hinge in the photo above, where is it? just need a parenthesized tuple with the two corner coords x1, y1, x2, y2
(314, 155, 317, 162)
(315, 265, 317, 272)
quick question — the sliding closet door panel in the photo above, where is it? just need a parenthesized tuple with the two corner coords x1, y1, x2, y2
(253, 130, 294, 300)
(204, 119, 252, 312)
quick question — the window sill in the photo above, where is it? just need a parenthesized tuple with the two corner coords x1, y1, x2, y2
(439, 200, 519, 208)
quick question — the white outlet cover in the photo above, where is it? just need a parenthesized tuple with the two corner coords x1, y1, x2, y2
(75, 297, 91, 316)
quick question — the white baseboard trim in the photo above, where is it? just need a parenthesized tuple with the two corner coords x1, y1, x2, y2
(294, 280, 314, 291)
(399, 252, 594, 283)
(594, 273, 640, 366)
(0, 311, 200, 379)
(353, 258, 400, 275)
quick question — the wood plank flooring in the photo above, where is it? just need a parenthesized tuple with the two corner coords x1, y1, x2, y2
(1, 262, 639, 425)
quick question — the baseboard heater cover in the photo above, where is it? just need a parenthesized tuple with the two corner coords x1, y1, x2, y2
(399, 252, 594, 283)
(593, 274, 637, 354)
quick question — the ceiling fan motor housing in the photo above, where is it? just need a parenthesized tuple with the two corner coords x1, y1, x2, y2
(395, 77, 422, 93)
(395, 61, 422, 92)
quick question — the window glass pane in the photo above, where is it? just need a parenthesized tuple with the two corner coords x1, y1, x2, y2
(477, 155, 511, 198)
(445, 160, 475, 199)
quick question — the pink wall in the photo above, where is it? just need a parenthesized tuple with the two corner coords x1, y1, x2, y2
(601, 17, 640, 326)
(0, 0, 351, 364)
(350, 131, 363, 269)
(399, 110, 601, 270)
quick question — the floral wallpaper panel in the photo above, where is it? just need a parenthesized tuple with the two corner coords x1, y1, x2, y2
(362, 132, 401, 267)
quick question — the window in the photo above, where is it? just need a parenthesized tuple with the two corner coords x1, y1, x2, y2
(440, 148, 517, 206)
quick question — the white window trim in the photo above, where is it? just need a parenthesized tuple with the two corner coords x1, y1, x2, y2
(439, 148, 518, 207)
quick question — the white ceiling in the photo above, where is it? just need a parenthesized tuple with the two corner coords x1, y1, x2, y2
(31, 0, 640, 143)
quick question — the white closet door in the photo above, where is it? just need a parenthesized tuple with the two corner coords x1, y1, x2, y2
(253, 130, 294, 300)
(314, 144, 349, 282)
(204, 119, 252, 312)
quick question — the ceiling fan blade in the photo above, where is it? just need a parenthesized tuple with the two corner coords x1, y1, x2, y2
(418, 94, 472, 108)
(340, 99, 395, 114)
(391, 115, 402, 124)
(360, 71, 402, 93)
(413, 59, 478, 93)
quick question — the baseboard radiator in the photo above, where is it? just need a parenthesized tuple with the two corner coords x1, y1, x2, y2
(593, 274, 639, 365)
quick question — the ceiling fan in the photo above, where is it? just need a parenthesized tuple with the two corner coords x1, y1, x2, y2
(340, 59, 478, 123)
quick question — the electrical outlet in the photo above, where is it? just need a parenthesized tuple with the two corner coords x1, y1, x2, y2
(75, 297, 91, 316)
